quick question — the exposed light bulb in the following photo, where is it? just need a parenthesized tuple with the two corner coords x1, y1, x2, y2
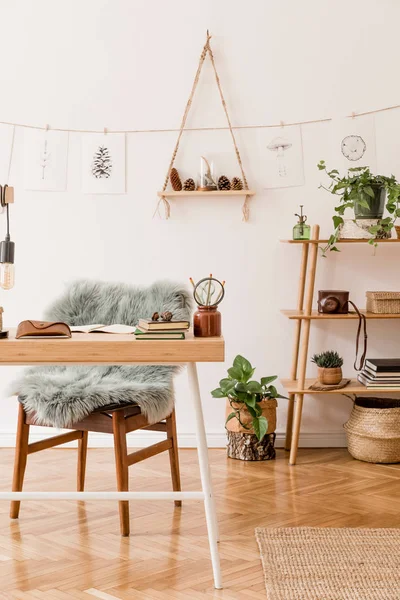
(0, 262, 14, 290)
(0, 192, 15, 291)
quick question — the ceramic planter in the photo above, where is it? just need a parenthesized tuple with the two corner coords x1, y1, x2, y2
(317, 366, 342, 385)
(338, 219, 391, 240)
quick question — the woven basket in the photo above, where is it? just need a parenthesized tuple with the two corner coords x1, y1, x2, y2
(366, 291, 400, 314)
(395, 225, 400, 239)
(344, 397, 400, 463)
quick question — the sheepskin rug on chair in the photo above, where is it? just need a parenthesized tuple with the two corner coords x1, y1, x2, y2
(11, 279, 192, 428)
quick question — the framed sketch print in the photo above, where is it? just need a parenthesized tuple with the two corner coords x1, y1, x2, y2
(260, 125, 305, 189)
(81, 133, 126, 194)
(332, 115, 377, 172)
(23, 129, 69, 191)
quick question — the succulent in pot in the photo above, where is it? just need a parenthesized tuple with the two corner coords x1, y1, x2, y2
(311, 350, 344, 385)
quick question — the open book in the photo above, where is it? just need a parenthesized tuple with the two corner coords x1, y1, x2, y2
(70, 324, 136, 334)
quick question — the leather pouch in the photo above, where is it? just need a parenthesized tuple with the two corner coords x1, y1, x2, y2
(16, 320, 72, 339)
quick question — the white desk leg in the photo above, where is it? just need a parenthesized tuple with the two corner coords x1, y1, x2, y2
(187, 362, 222, 590)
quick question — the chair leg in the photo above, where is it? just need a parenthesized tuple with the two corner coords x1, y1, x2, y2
(77, 431, 88, 492)
(10, 404, 30, 519)
(166, 409, 182, 507)
(112, 412, 130, 536)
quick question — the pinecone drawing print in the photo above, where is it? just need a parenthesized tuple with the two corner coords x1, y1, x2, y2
(91, 145, 113, 179)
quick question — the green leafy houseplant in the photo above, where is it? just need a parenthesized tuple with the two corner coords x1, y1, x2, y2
(317, 161, 400, 255)
(211, 355, 286, 441)
(311, 350, 343, 368)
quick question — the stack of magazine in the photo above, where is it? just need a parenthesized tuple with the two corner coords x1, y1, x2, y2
(134, 318, 190, 340)
(358, 359, 400, 389)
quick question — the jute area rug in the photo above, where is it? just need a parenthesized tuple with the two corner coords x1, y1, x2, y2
(255, 527, 400, 600)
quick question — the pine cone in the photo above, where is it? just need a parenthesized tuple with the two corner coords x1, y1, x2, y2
(183, 178, 196, 191)
(161, 311, 173, 322)
(218, 175, 231, 191)
(151, 312, 160, 321)
(170, 168, 182, 191)
(231, 177, 243, 190)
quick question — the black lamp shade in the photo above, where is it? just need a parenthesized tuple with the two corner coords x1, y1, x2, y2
(0, 237, 14, 264)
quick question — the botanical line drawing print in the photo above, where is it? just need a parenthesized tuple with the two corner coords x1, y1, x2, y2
(40, 139, 51, 180)
(341, 135, 366, 162)
(82, 133, 125, 193)
(267, 136, 292, 177)
(91, 145, 113, 179)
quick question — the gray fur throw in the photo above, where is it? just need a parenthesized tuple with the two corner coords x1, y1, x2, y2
(11, 279, 193, 428)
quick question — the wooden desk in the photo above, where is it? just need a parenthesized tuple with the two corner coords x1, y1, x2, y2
(0, 330, 225, 589)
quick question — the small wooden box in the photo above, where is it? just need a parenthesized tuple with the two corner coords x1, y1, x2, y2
(4, 186, 14, 204)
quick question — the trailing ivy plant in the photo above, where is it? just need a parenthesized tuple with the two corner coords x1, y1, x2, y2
(211, 355, 286, 441)
(317, 160, 400, 255)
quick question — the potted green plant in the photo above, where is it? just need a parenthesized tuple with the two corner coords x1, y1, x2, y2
(211, 355, 286, 460)
(311, 350, 344, 385)
(317, 161, 400, 254)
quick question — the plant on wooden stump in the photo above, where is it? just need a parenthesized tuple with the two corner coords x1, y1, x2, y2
(317, 160, 400, 255)
(311, 350, 344, 385)
(211, 355, 286, 441)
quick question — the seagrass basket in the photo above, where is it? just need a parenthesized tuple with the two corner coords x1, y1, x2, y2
(344, 397, 400, 463)
(366, 291, 400, 314)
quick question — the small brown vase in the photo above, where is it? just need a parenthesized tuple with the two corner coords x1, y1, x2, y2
(318, 366, 342, 385)
(193, 305, 221, 337)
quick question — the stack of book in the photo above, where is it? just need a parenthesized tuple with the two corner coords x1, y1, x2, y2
(134, 318, 190, 340)
(358, 358, 400, 389)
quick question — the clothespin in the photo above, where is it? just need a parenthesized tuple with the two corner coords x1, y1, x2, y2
(104, 127, 108, 135)
(351, 112, 356, 120)
(280, 120, 285, 129)
(45, 124, 50, 133)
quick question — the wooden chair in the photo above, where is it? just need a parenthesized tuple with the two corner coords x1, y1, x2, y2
(10, 401, 181, 536)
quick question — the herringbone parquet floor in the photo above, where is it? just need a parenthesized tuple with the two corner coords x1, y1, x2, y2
(0, 447, 399, 599)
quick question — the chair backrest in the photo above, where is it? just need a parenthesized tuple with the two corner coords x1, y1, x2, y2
(45, 279, 193, 327)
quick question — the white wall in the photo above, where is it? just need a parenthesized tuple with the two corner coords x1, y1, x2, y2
(1, 0, 400, 447)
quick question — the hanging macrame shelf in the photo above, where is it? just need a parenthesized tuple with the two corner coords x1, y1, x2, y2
(157, 190, 256, 198)
(156, 31, 254, 221)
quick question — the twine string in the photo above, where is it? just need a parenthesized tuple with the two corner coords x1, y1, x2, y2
(0, 104, 399, 135)
(154, 34, 211, 219)
(205, 36, 251, 221)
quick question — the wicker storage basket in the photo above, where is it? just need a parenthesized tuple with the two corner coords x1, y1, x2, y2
(344, 397, 400, 463)
(366, 291, 400, 314)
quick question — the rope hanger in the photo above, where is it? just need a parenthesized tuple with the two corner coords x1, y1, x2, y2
(157, 31, 252, 221)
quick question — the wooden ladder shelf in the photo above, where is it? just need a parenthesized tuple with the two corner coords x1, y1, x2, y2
(281, 226, 400, 465)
